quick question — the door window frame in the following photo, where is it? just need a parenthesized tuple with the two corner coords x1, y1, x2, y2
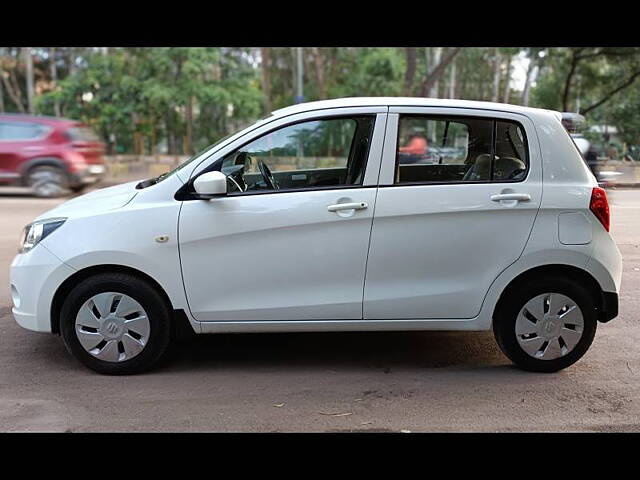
(178, 107, 388, 199)
(379, 107, 541, 187)
(393, 114, 530, 186)
(218, 115, 374, 197)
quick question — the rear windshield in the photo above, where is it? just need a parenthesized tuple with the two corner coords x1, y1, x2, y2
(66, 126, 101, 142)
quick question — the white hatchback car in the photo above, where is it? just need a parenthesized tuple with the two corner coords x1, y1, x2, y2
(11, 97, 622, 374)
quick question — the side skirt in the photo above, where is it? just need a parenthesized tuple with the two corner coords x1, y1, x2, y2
(198, 318, 488, 334)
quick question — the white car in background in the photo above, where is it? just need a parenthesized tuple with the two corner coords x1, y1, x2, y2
(10, 98, 622, 374)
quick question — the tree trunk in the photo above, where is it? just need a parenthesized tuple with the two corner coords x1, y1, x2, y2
(429, 47, 442, 98)
(24, 47, 34, 113)
(260, 47, 272, 113)
(492, 48, 501, 102)
(1, 64, 25, 112)
(49, 47, 61, 116)
(562, 50, 581, 111)
(185, 96, 193, 155)
(166, 113, 176, 155)
(581, 70, 640, 116)
(521, 55, 536, 106)
(502, 54, 512, 103)
(448, 58, 456, 99)
(403, 47, 417, 96)
(419, 47, 461, 97)
(67, 47, 77, 75)
(313, 47, 327, 100)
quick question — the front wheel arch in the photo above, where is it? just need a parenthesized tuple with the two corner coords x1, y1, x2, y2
(51, 264, 175, 335)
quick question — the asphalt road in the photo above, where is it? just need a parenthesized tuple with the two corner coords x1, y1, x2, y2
(1, 186, 639, 432)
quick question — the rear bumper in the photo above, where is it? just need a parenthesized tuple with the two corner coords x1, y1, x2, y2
(599, 291, 619, 323)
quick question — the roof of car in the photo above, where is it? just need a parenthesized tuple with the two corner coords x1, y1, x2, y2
(271, 97, 558, 119)
(0, 113, 80, 126)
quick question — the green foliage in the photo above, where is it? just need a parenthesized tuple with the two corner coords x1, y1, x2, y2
(36, 47, 263, 154)
(330, 48, 404, 97)
(6, 46, 640, 154)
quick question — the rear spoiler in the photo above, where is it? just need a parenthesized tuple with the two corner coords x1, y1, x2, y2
(558, 112, 586, 133)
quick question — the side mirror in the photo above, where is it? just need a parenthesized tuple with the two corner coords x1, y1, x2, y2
(193, 171, 227, 197)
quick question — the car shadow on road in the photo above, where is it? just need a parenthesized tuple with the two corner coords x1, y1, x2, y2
(161, 330, 509, 373)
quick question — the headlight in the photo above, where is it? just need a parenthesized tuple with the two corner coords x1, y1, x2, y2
(18, 218, 66, 253)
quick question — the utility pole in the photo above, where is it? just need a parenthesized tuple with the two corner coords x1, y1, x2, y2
(295, 47, 304, 104)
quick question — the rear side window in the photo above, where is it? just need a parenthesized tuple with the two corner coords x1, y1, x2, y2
(66, 126, 100, 142)
(395, 115, 528, 184)
(0, 122, 50, 141)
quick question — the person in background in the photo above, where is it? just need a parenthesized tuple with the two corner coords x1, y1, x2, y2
(398, 132, 428, 164)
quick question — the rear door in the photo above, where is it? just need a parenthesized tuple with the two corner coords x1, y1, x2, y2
(364, 107, 542, 319)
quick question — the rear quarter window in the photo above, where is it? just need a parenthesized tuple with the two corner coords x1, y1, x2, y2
(65, 126, 101, 142)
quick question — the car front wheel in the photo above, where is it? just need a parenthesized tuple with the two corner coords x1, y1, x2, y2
(493, 276, 598, 373)
(60, 273, 172, 375)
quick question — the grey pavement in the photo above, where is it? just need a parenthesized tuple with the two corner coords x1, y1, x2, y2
(1, 186, 639, 432)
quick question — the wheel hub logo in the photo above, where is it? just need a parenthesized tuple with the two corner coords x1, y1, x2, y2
(106, 322, 119, 334)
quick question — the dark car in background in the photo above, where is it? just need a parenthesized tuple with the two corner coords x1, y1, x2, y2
(0, 114, 106, 197)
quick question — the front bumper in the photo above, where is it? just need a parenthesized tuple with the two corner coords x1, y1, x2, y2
(10, 244, 76, 332)
(69, 164, 106, 187)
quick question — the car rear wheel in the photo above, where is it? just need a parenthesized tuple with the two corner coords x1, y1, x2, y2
(60, 273, 172, 375)
(493, 276, 597, 373)
(27, 165, 67, 198)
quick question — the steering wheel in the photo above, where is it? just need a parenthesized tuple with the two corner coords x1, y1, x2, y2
(258, 160, 279, 190)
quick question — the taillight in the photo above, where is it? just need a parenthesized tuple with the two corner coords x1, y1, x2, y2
(590, 187, 610, 232)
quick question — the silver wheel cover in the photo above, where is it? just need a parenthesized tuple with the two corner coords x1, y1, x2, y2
(29, 168, 64, 197)
(75, 292, 150, 363)
(515, 292, 584, 360)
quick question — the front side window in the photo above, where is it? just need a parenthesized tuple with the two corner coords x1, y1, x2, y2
(396, 115, 528, 184)
(0, 122, 50, 141)
(219, 116, 374, 194)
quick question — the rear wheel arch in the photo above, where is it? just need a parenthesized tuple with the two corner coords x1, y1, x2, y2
(493, 264, 605, 325)
(50, 264, 176, 335)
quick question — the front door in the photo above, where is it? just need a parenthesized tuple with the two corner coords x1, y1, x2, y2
(179, 112, 386, 321)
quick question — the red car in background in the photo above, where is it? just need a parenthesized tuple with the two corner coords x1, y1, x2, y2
(0, 114, 106, 197)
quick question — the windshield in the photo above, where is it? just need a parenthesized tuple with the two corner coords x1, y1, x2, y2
(135, 132, 236, 189)
(136, 115, 275, 189)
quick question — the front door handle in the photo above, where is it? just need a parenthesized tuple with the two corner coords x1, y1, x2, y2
(327, 202, 368, 212)
(490, 193, 531, 202)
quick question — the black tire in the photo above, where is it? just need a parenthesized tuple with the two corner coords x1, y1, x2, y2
(60, 273, 172, 375)
(26, 165, 68, 198)
(493, 276, 597, 373)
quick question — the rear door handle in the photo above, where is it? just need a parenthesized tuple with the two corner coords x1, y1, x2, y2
(490, 193, 531, 202)
(327, 202, 368, 212)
